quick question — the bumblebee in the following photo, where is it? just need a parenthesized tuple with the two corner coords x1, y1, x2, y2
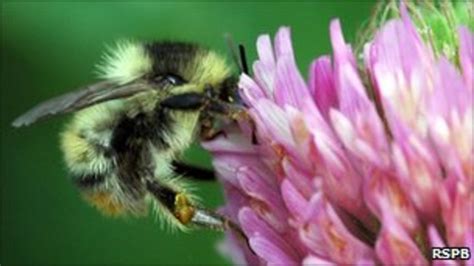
(12, 40, 248, 236)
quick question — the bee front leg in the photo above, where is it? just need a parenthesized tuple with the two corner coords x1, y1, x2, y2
(160, 92, 246, 119)
(161, 93, 255, 142)
(200, 115, 227, 141)
(160, 92, 208, 111)
(202, 99, 259, 144)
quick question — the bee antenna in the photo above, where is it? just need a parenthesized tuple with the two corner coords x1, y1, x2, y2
(224, 34, 248, 75)
(238, 44, 249, 75)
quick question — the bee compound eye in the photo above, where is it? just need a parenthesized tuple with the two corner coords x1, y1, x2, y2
(163, 74, 186, 86)
(152, 74, 186, 87)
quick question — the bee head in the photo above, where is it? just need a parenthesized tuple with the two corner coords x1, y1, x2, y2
(215, 76, 243, 105)
(97, 40, 238, 102)
(12, 40, 242, 128)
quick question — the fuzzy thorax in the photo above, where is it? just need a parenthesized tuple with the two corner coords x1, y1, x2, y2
(96, 40, 152, 85)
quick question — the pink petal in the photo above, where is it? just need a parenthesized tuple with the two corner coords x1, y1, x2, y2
(391, 136, 443, 222)
(439, 182, 474, 249)
(330, 20, 366, 113)
(310, 129, 372, 224)
(330, 19, 356, 68)
(375, 212, 428, 265)
(363, 168, 420, 234)
(458, 26, 473, 90)
(300, 195, 375, 264)
(217, 231, 260, 266)
(252, 61, 275, 98)
(274, 26, 294, 59)
(330, 110, 386, 168)
(399, 2, 427, 55)
(239, 207, 300, 264)
(221, 183, 250, 221)
(428, 57, 471, 118)
(285, 106, 316, 172)
(274, 55, 312, 107)
(212, 154, 262, 186)
(253, 99, 292, 140)
(201, 126, 255, 155)
(250, 237, 298, 266)
(367, 15, 435, 138)
(281, 179, 309, 222)
(282, 158, 314, 199)
(303, 255, 336, 265)
(308, 56, 338, 120)
(239, 73, 267, 106)
(256, 34, 276, 68)
(428, 225, 459, 266)
(237, 168, 288, 232)
(299, 193, 327, 256)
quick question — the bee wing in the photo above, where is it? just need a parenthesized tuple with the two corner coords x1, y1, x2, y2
(12, 80, 151, 127)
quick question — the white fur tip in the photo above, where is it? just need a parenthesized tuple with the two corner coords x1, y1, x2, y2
(96, 40, 152, 84)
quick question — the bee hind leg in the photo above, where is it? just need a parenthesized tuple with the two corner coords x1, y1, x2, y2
(145, 178, 249, 247)
(191, 207, 249, 248)
(179, 195, 250, 251)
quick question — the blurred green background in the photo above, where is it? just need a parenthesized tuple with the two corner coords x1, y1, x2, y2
(1, 2, 373, 265)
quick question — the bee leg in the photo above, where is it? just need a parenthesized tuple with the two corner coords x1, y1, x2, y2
(160, 92, 208, 111)
(171, 161, 215, 181)
(201, 126, 227, 140)
(145, 179, 249, 245)
(206, 99, 246, 120)
(146, 179, 195, 224)
(175, 193, 250, 250)
(205, 100, 259, 145)
(191, 207, 250, 249)
(160, 92, 245, 119)
(160, 93, 258, 143)
(200, 116, 227, 140)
